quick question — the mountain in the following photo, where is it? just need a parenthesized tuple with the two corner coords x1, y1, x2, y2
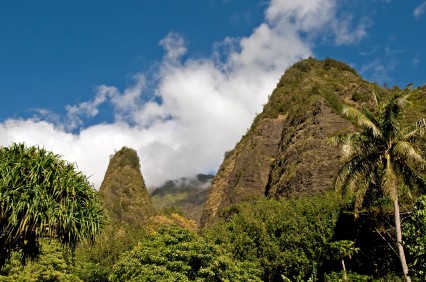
(99, 146, 154, 225)
(150, 174, 214, 222)
(201, 57, 426, 227)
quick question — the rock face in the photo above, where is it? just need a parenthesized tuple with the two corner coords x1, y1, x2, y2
(99, 147, 153, 225)
(265, 98, 351, 198)
(201, 58, 381, 227)
(200, 116, 287, 226)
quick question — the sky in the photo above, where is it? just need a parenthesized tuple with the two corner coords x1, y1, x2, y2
(1, 0, 426, 188)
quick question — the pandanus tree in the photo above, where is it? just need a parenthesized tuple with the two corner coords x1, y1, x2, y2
(329, 89, 426, 282)
(0, 143, 106, 267)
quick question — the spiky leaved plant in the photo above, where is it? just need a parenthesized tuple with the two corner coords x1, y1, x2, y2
(0, 143, 107, 267)
(329, 89, 426, 282)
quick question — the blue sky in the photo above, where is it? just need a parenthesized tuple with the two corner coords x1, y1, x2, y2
(1, 0, 425, 188)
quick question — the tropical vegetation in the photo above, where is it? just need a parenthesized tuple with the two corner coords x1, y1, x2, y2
(109, 225, 261, 281)
(1, 59, 426, 281)
(0, 143, 106, 267)
(328, 89, 426, 281)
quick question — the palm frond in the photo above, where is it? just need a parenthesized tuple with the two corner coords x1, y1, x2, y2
(327, 132, 361, 159)
(394, 160, 426, 194)
(342, 106, 382, 138)
(380, 94, 407, 138)
(394, 94, 411, 109)
(334, 153, 379, 193)
(330, 88, 425, 278)
(327, 133, 349, 147)
(372, 90, 380, 109)
(354, 178, 369, 217)
(393, 141, 426, 169)
(403, 118, 426, 142)
(362, 107, 380, 129)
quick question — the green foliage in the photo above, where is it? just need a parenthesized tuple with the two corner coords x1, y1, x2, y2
(403, 195, 426, 280)
(0, 143, 106, 267)
(329, 89, 426, 280)
(329, 89, 426, 214)
(109, 225, 261, 281)
(324, 271, 373, 281)
(331, 193, 409, 276)
(73, 223, 149, 282)
(114, 147, 140, 170)
(374, 273, 404, 281)
(323, 57, 358, 75)
(0, 239, 81, 282)
(203, 193, 341, 281)
(328, 240, 360, 281)
(256, 58, 370, 123)
(324, 271, 403, 282)
(329, 240, 359, 261)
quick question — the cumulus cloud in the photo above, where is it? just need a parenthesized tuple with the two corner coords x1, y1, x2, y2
(265, 0, 367, 45)
(65, 90, 109, 130)
(0, 0, 368, 188)
(414, 2, 426, 20)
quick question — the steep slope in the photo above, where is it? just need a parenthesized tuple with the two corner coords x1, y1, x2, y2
(99, 147, 153, 225)
(150, 174, 213, 222)
(201, 58, 388, 227)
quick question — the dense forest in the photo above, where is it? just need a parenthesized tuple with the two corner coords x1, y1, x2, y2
(1, 58, 426, 281)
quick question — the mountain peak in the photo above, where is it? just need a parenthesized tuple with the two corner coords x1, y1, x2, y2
(200, 58, 382, 227)
(99, 147, 153, 225)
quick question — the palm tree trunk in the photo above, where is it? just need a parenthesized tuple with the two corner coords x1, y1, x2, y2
(393, 193, 411, 282)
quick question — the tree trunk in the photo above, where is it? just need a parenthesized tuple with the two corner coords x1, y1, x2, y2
(341, 257, 347, 281)
(393, 193, 411, 282)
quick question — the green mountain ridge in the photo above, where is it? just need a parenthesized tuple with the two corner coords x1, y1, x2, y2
(150, 174, 214, 222)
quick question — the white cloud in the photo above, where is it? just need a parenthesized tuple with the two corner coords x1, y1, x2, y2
(266, 0, 335, 30)
(266, 0, 367, 45)
(65, 90, 109, 130)
(0, 119, 144, 187)
(414, 2, 426, 20)
(0, 0, 368, 188)
(332, 17, 368, 45)
(159, 33, 188, 63)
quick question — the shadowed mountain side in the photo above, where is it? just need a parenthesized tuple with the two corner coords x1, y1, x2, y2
(99, 147, 154, 225)
(201, 58, 391, 227)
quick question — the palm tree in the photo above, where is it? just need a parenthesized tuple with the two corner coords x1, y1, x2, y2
(329, 90, 426, 282)
(0, 143, 107, 267)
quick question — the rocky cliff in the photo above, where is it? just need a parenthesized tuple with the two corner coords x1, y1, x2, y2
(201, 58, 388, 227)
(99, 147, 153, 225)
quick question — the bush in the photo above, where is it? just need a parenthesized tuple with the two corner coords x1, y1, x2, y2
(0, 240, 82, 282)
(203, 192, 341, 281)
(109, 225, 261, 281)
(403, 195, 426, 280)
(324, 271, 372, 281)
